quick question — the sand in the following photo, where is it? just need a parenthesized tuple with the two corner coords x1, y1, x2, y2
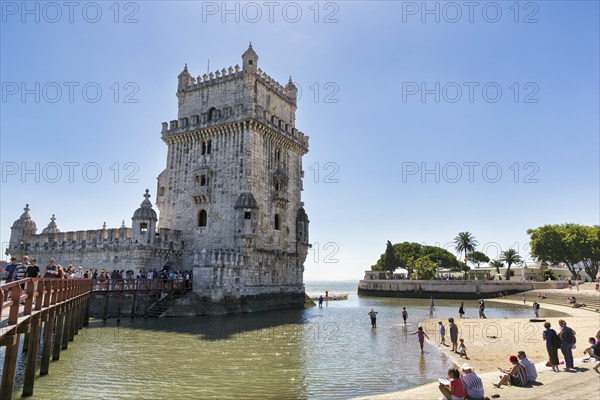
(355, 286, 600, 399)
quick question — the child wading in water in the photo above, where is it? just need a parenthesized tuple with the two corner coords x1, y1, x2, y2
(410, 326, 430, 353)
(439, 321, 447, 346)
(458, 338, 469, 359)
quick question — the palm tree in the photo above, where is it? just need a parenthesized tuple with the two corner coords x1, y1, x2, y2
(490, 259, 504, 275)
(454, 232, 478, 262)
(499, 249, 522, 280)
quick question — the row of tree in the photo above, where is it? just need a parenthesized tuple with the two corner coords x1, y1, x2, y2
(371, 224, 599, 280)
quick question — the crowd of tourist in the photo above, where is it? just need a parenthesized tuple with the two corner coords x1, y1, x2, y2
(3, 255, 192, 290)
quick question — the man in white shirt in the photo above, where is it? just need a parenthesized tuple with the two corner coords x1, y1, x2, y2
(517, 351, 538, 382)
(461, 363, 484, 400)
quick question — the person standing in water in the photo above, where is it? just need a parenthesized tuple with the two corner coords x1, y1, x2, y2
(410, 326, 430, 353)
(458, 302, 465, 318)
(402, 307, 408, 325)
(318, 295, 324, 307)
(368, 309, 378, 328)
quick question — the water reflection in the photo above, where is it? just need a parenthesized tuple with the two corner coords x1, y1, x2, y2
(2, 295, 569, 399)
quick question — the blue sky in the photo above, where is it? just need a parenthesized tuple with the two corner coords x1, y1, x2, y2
(1, 1, 598, 280)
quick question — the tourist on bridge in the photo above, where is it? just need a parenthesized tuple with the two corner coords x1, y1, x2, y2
(4, 257, 18, 283)
(43, 259, 58, 278)
(25, 258, 40, 278)
(368, 309, 378, 328)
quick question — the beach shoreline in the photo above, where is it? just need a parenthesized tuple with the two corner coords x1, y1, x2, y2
(354, 286, 600, 400)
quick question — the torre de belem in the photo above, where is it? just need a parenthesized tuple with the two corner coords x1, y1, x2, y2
(6, 45, 311, 312)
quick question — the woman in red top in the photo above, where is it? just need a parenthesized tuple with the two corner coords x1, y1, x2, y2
(439, 368, 465, 400)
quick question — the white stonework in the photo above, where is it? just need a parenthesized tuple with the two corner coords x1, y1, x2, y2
(6, 45, 310, 309)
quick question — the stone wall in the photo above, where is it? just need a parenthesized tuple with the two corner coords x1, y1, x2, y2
(357, 279, 567, 299)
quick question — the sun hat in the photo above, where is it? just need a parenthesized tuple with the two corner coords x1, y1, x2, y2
(461, 363, 473, 370)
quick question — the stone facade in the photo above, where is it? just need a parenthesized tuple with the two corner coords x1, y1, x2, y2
(6, 44, 310, 311)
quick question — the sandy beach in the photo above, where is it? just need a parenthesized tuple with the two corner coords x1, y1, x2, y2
(356, 284, 600, 399)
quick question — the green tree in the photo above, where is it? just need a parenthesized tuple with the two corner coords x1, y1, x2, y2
(466, 251, 490, 268)
(528, 224, 600, 280)
(370, 242, 460, 275)
(412, 256, 438, 280)
(454, 232, 478, 262)
(499, 249, 522, 280)
(490, 260, 504, 275)
(384, 240, 399, 274)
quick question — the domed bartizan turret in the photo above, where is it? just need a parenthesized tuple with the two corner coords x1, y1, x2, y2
(242, 42, 258, 73)
(42, 214, 60, 234)
(131, 189, 158, 245)
(8, 204, 37, 256)
(177, 63, 194, 92)
(285, 77, 298, 103)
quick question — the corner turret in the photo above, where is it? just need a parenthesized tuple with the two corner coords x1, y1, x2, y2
(242, 42, 258, 73)
(132, 189, 158, 245)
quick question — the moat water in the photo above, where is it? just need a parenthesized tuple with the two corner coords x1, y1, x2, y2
(2, 281, 567, 399)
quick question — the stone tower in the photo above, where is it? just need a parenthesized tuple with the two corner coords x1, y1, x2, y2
(8, 204, 37, 258)
(156, 44, 310, 310)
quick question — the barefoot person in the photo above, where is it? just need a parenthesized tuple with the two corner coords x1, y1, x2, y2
(368, 309, 378, 328)
(401, 307, 408, 325)
(449, 318, 459, 353)
(439, 321, 447, 346)
(542, 322, 561, 372)
(458, 339, 469, 359)
(438, 368, 465, 400)
(493, 355, 528, 388)
(410, 326, 429, 353)
(558, 319, 576, 370)
(458, 302, 465, 318)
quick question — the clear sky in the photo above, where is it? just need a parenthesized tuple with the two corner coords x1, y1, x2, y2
(1, 1, 598, 280)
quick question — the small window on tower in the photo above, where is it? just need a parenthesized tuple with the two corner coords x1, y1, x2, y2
(198, 210, 207, 227)
(201, 141, 207, 155)
(140, 223, 148, 234)
(200, 175, 208, 186)
(274, 214, 280, 230)
(244, 211, 252, 220)
(249, 60, 253, 65)
(207, 140, 212, 154)
(158, 187, 165, 196)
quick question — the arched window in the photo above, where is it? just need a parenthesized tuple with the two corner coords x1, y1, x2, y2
(198, 210, 207, 227)
(140, 223, 148, 234)
(274, 214, 280, 230)
(275, 149, 281, 161)
(207, 140, 212, 154)
(201, 141, 207, 155)
(207, 107, 216, 122)
(200, 175, 208, 186)
(274, 182, 280, 191)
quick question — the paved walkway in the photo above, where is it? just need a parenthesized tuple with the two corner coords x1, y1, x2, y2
(356, 358, 600, 399)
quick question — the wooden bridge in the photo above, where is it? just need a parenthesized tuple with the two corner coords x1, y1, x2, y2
(91, 279, 192, 320)
(0, 278, 92, 399)
(0, 278, 192, 398)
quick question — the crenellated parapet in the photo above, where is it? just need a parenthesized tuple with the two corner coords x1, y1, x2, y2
(19, 226, 184, 252)
(161, 109, 309, 151)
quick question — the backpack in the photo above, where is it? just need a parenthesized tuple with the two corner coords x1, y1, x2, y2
(552, 332, 562, 348)
(561, 327, 576, 345)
